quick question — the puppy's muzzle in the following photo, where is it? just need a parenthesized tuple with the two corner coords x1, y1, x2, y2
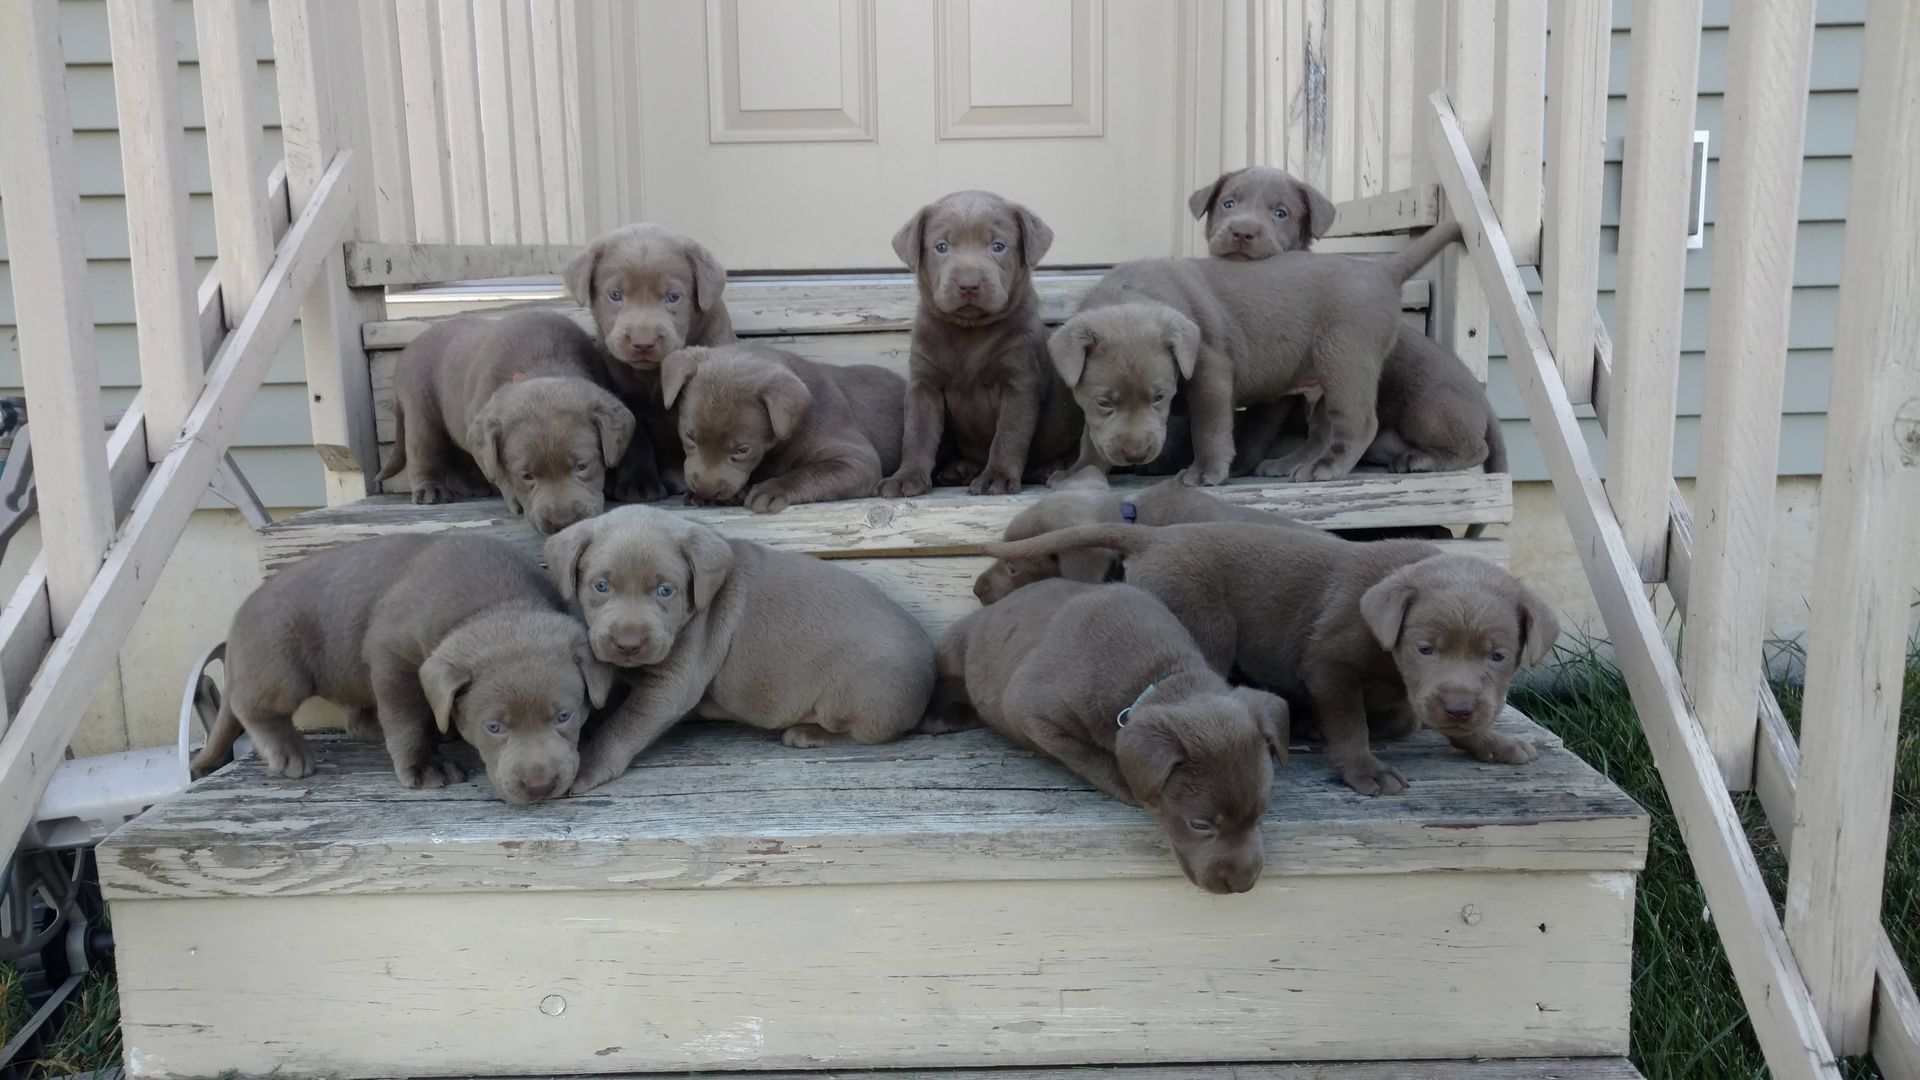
(595, 627, 671, 668)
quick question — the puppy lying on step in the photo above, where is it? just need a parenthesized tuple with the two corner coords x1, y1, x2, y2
(1047, 222, 1460, 486)
(985, 523, 1559, 796)
(191, 534, 615, 803)
(567, 223, 736, 501)
(377, 310, 636, 534)
(662, 342, 905, 512)
(936, 578, 1288, 894)
(546, 507, 936, 793)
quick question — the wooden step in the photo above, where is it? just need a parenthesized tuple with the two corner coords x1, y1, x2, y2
(541, 1063, 1646, 1080)
(101, 711, 1646, 1078)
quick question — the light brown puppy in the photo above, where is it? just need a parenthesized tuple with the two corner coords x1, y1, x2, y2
(1049, 224, 1460, 486)
(566, 223, 737, 501)
(878, 191, 1082, 497)
(375, 311, 636, 534)
(662, 343, 906, 512)
(1188, 166, 1338, 260)
(191, 535, 616, 804)
(984, 522, 1559, 797)
(545, 507, 936, 792)
(937, 578, 1287, 894)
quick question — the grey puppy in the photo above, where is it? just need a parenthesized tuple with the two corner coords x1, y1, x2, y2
(567, 223, 736, 502)
(878, 190, 1082, 497)
(191, 534, 616, 804)
(985, 522, 1559, 797)
(662, 342, 906, 512)
(376, 310, 636, 535)
(545, 507, 936, 793)
(1188, 165, 1339, 260)
(1048, 223, 1460, 486)
(936, 578, 1288, 894)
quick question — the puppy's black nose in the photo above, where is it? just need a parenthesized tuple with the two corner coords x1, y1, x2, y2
(1230, 226, 1259, 242)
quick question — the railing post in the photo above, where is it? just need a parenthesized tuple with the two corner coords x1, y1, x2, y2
(1683, 2, 1815, 794)
(195, 0, 277, 327)
(1785, 0, 1920, 1054)
(0, 0, 117, 632)
(473, 0, 521, 243)
(272, 0, 383, 504)
(1604, 0, 1703, 585)
(1490, 0, 1545, 266)
(397, 0, 452, 244)
(1540, 0, 1608, 405)
(357, 1, 416, 243)
(439, 0, 492, 243)
(107, 0, 204, 460)
(505, 1, 547, 245)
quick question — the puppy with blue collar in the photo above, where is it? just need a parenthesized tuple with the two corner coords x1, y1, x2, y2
(934, 577, 1288, 894)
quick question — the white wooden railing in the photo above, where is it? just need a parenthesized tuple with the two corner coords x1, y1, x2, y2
(0, 2, 1915, 1076)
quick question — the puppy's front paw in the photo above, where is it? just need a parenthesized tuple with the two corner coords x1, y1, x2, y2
(259, 735, 316, 779)
(413, 478, 454, 505)
(1289, 459, 1351, 483)
(1338, 755, 1408, 796)
(567, 763, 621, 796)
(612, 476, 668, 504)
(1461, 731, 1539, 765)
(1176, 462, 1227, 487)
(781, 724, 843, 748)
(396, 756, 466, 789)
(877, 471, 931, 499)
(968, 466, 1021, 496)
(745, 484, 791, 514)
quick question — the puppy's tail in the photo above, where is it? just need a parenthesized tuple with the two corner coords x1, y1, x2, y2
(372, 403, 407, 485)
(189, 690, 244, 778)
(1381, 221, 1463, 285)
(982, 523, 1160, 563)
(1464, 413, 1509, 539)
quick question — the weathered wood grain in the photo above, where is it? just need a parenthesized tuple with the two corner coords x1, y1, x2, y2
(524, 1063, 1648, 1080)
(101, 709, 1642, 900)
(360, 273, 1432, 347)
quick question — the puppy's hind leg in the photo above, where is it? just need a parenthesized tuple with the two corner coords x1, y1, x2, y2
(241, 705, 316, 779)
(344, 707, 384, 743)
(1292, 344, 1383, 482)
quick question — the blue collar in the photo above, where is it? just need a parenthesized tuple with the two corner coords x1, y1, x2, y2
(1120, 500, 1138, 524)
(1116, 680, 1160, 727)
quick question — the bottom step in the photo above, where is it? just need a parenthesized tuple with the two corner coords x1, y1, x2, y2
(551, 1062, 1647, 1079)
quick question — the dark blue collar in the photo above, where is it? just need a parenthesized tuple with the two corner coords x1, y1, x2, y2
(1120, 501, 1138, 524)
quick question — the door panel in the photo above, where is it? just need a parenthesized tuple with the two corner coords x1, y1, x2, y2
(613, 0, 1187, 270)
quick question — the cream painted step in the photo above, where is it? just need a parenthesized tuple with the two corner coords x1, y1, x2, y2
(101, 714, 1646, 1078)
(590, 1063, 1644, 1079)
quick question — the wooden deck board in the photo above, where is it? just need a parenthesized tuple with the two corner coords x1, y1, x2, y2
(102, 708, 1645, 899)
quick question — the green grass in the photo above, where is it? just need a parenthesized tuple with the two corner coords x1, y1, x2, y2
(1513, 637, 1920, 1080)
(1, 641, 1913, 1080)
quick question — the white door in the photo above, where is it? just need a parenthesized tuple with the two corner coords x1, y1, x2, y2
(574, 0, 1253, 270)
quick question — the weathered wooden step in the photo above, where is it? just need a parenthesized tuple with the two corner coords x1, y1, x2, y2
(520, 1061, 1649, 1079)
(102, 710, 1646, 1078)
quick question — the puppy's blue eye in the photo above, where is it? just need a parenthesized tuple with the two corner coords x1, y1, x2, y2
(731, 444, 752, 458)
(1220, 198, 1236, 210)
(591, 578, 611, 594)
(990, 240, 1007, 254)
(607, 288, 623, 303)
(1416, 643, 1436, 657)
(933, 240, 950, 254)
(574, 460, 591, 474)
(554, 711, 573, 727)
(656, 583, 675, 599)
(1187, 817, 1215, 833)
(666, 292, 683, 304)
(1152, 391, 1168, 404)
(485, 722, 505, 736)
(1489, 650, 1507, 664)
(1094, 397, 1113, 411)
(1272, 207, 1289, 219)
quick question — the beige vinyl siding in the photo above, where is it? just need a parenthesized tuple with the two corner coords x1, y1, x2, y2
(0, 0, 328, 508)
(1487, 0, 1860, 480)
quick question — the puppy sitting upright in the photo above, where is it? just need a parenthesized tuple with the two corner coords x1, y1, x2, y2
(662, 343, 906, 512)
(567, 223, 736, 501)
(937, 578, 1288, 894)
(376, 310, 636, 534)
(986, 523, 1559, 797)
(1188, 165, 1338, 259)
(878, 190, 1081, 497)
(545, 507, 936, 793)
(191, 534, 615, 804)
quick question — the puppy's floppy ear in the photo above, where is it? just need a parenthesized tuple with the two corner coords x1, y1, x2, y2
(1187, 169, 1240, 221)
(466, 404, 518, 512)
(543, 517, 597, 601)
(891, 205, 930, 269)
(1048, 319, 1095, 387)
(1012, 201, 1055, 267)
(1161, 310, 1202, 380)
(660, 346, 706, 409)
(1359, 564, 1419, 650)
(759, 365, 812, 441)
(682, 238, 727, 313)
(418, 649, 470, 735)
(1233, 687, 1291, 767)
(1301, 179, 1338, 241)
(680, 523, 735, 612)
(563, 239, 602, 306)
(574, 636, 617, 708)
(1117, 713, 1184, 804)
(588, 387, 636, 467)
(1516, 583, 1562, 668)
